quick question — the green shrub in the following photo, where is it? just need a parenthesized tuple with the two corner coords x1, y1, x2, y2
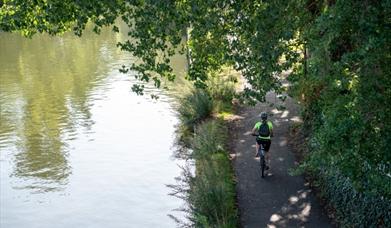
(313, 168, 391, 227)
(288, 1, 391, 226)
(177, 88, 213, 130)
(298, 113, 391, 227)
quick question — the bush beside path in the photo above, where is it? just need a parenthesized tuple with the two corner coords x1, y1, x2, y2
(230, 93, 331, 228)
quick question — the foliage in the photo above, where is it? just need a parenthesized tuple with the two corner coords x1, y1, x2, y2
(206, 69, 237, 104)
(286, 1, 391, 226)
(170, 84, 238, 227)
(171, 120, 237, 228)
(192, 120, 227, 160)
(311, 168, 391, 227)
(176, 88, 213, 131)
(174, 68, 238, 155)
(205, 67, 239, 117)
(170, 98, 238, 228)
(1, 0, 300, 102)
(0, 0, 123, 36)
(291, 0, 390, 193)
(2, 0, 390, 226)
(190, 152, 237, 228)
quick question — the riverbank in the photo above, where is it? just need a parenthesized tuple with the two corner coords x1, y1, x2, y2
(171, 69, 240, 227)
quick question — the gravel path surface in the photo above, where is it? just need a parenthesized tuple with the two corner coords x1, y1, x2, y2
(230, 93, 331, 228)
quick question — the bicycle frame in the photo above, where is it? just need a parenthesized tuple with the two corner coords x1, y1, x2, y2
(252, 133, 267, 178)
(258, 144, 266, 178)
(258, 144, 265, 157)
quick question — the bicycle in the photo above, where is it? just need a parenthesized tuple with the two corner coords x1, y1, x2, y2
(252, 133, 267, 178)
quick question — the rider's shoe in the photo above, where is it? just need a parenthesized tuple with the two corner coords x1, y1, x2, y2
(265, 165, 270, 170)
(255, 153, 259, 157)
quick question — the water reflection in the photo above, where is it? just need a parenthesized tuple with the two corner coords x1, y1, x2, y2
(0, 23, 188, 227)
(0, 28, 126, 192)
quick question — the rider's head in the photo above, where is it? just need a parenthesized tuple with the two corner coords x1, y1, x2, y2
(260, 112, 268, 121)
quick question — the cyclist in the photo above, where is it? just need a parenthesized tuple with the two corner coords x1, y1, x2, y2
(252, 112, 273, 169)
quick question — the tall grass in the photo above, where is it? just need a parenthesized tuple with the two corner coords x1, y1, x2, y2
(191, 153, 237, 228)
(206, 68, 238, 115)
(206, 71, 237, 103)
(171, 68, 240, 227)
(169, 120, 239, 227)
(189, 120, 238, 227)
(177, 88, 213, 130)
(191, 120, 227, 159)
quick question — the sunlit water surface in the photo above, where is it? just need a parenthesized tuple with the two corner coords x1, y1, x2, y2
(0, 26, 186, 228)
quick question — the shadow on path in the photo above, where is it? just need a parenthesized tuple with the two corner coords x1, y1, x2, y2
(231, 93, 331, 228)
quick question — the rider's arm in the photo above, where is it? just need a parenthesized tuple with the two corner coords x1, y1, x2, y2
(269, 121, 274, 137)
(252, 123, 259, 135)
(252, 122, 261, 135)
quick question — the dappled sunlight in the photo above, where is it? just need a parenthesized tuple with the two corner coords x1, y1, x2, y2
(267, 224, 277, 228)
(268, 213, 286, 227)
(289, 196, 299, 204)
(270, 106, 302, 125)
(299, 191, 308, 199)
(233, 87, 330, 227)
(286, 203, 311, 222)
(267, 189, 313, 227)
(222, 113, 245, 121)
(266, 172, 274, 177)
(279, 139, 287, 147)
(290, 116, 302, 123)
(271, 108, 283, 115)
(281, 110, 289, 118)
(301, 204, 311, 218)
(270, 214, 282, 222)
(229, 153, 238, 159)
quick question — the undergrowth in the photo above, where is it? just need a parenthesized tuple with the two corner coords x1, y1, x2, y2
(170, 68, 239, 227)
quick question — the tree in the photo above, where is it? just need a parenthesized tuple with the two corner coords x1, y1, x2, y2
(0, 0, 304, 103)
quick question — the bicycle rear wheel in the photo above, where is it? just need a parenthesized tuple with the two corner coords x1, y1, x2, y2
(260, 155, 265, 178)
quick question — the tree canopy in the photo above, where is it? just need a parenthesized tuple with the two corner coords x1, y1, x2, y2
(1, 0, 390, 225)
(0, 0, 307, 103)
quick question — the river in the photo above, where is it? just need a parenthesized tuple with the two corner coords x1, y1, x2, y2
(0, 24, 186, 227)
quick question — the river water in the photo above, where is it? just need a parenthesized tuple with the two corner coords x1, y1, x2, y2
(0, 25, 186, 227)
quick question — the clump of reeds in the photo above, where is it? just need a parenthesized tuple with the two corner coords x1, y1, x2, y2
(170, 68, 240, 227)
(177, 88, 213, 130)
(189, 120, 238, 227)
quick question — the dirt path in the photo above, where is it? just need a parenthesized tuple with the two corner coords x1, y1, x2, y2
(230, 93, 331, 228)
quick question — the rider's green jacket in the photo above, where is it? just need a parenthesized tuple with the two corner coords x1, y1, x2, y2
(254, 121, 273, 140)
